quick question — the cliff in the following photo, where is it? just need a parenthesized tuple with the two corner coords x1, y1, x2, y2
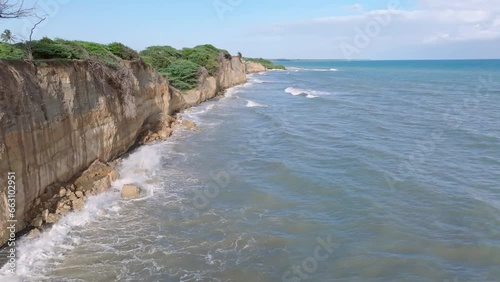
(245, 61, 268, 73)
(0, 56, 252, 245)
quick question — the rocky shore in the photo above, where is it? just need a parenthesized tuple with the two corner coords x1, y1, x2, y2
(0, 56, 267, 246)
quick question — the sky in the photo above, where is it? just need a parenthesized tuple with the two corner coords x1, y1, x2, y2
(1, 0, 500, 60)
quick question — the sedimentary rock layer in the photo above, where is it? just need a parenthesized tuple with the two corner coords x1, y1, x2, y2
(0, 56, 253, 245)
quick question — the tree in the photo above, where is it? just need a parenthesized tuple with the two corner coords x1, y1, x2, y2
(0, 0, 34, 19)
(1, 29, 16, 43)
(25, 16, 45, 60)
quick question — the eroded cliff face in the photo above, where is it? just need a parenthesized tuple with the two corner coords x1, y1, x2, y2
(0, 56, 248, 245)
(245, 61, 267, 73)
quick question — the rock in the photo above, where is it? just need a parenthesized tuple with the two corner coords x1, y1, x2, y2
(157, 129, 172, 139)
(46, 213, 60, 224)
(182, 119, 196, 130)
(68, 192, 77, 202)
(41, 209, 49, 221)
(34, 197, 41, 207)
(59, 188, 67, 198)
(32, 216, 43, 228)
(74, 160, 117, 193)
(66, 189, 73, 197)
(27, 228, 41, 239)
(121, 184, 141, 199)
(245, 61, 267, 73)
(72, 198, 85, 211)
(75, 191, 84, 198)
(56, 202, 71, 215)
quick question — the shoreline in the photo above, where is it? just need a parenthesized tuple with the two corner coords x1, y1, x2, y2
(0, 55, 268, 253)
(0, 68, 264, 267)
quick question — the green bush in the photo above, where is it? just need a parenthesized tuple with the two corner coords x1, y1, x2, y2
(139, 44, 233, 90)
(162, 59, 199, 90)
(72, 40, 119, 64)
(245, 57, 285, 69)
(107, 42, 139, 60)
(30, 38, 83, 60)
(27, 38, 122, 65)
(181, 45, 221, 75)
(139, 45, 182, 69)
(0, 42, 25, 59)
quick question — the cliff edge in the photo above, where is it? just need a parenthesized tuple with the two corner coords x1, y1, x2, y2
(0, 56, 257, 245)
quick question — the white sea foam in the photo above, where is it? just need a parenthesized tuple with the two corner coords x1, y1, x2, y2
(0, 144, 166, 281)
(284, 87, 330, 98)
(285, 67, 338, 72)
(246, 100, 267, 107)
(225, 87, 241, 98)
(307, 68, 339, 72)
(0, 192, 121, 281)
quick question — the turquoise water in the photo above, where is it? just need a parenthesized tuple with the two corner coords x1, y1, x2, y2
(2, 60, 500, 281)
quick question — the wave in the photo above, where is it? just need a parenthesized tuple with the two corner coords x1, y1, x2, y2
(246, 100, 267, 108)
(308, 68, 339, 72)
(285, 67, 339, 72)
(284, 87, 331, 99)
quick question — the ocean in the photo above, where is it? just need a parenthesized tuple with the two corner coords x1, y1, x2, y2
(1, 60, 500, 281)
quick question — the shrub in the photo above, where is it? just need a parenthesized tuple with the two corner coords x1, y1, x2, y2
(181, 45, 221, 75)
(139, 45, 182, 69)
(107, 42, 139, 60)
(162, 59, 199, 90)
(72, 40, 119, 64)
(0, 42, 24, 59)
(244, 57, 285, 69)
(30, 38, 82, 60)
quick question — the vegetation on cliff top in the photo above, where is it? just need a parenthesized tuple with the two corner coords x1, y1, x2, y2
(244, 57, 285, 69)
(0, 38, 236, 90)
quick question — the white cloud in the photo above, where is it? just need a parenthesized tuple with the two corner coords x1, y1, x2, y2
(246, 0, 500, 59)
(350, 3, 363, 12)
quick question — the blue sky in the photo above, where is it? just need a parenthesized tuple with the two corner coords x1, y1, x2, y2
(1, 0, 500, 59)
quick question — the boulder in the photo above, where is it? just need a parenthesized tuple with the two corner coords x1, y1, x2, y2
(27, 228, 41, 239)
(59, 188, 67, 198)
(157, 129, 172, 139)
(46, 213, 60, 224)
(74, 160, 118, 193)
(75, 191, 84, 198)
(41, 209, 49, 222)
(56, 203, 71, 215)
(68, 192, 77, 202)
(182, 119, 196, 130)
(72, 198, 85, 211)
(121, 184, 141, 199)
(32, 216, 43, 228)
